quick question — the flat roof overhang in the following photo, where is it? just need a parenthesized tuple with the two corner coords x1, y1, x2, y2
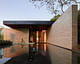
(3, 21, 54, 30)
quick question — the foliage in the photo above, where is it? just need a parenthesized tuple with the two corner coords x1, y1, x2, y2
(0, 40, 13, 48)
(50, 14, 60, 21)
(0, 28, 3, 40)
(50, 10, 80, 22)
(30, 0, 80, 15)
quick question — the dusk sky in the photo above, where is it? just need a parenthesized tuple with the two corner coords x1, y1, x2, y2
(0, 0, 53, 21)
(0, 0, 55, 27)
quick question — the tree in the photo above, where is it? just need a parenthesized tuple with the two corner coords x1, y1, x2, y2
(30, 0, 80, 15)
(50, 14, 60, 21)
(0, 27, 3, 40)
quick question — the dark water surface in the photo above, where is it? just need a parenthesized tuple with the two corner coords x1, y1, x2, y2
(0, 43, 80, 64)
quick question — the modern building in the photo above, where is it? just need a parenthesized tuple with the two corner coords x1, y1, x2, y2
(0, 5, 79, 64)
(3, 21, 54, 57)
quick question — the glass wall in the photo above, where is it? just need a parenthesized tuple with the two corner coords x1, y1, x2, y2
(29, 29, 47, 55)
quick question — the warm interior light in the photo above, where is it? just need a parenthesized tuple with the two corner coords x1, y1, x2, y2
(36, 31, 38, 42)
(44, 31, 47, 42)
(36, 44, 38, 52)
(36, 31, 39, 52)
(44, 43, 46, 53)
(36, 31, 39, 42)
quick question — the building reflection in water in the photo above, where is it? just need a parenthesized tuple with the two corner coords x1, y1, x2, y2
(29, 30, 47, 55)
(35, 30, 47, 55)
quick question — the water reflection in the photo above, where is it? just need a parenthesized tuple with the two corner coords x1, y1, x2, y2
(0, 42, 80, 64)
(72, 52, 80, 64)
(47, 44, 80, 64)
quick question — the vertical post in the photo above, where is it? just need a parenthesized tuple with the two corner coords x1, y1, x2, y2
(36, 31, 39, 52)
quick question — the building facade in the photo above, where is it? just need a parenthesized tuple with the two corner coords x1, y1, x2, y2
(1, 5, 79, 64)
(3, 21, 53, 57)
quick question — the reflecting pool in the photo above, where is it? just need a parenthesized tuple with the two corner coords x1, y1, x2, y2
(0, 43, 80, 64)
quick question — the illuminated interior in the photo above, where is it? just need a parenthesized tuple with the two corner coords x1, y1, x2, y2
(29, 29, 47, 54)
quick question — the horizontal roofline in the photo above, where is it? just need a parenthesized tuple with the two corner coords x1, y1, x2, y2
(3, 21, 55, 28)
(3, 21, 54, 25)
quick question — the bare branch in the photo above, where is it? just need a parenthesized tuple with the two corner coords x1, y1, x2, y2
(29, 0, 80, 15)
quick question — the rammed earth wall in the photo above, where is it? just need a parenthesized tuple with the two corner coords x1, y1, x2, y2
(3, 28, 29, 57)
